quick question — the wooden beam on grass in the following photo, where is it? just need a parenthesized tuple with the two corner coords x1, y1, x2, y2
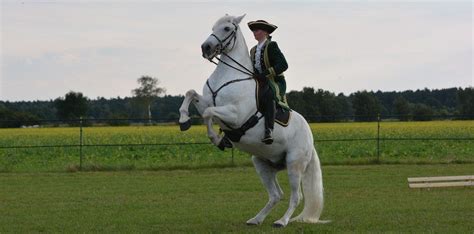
(408, 175, 473, 188)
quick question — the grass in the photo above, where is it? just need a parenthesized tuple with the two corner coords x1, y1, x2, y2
(0, 121, 473, 172)
(0, 164, 472, 232)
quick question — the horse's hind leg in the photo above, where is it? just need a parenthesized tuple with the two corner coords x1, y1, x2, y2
(247, 156, 284, 225)
(273, 150, 310, 228)
(179, 89, 208, 131)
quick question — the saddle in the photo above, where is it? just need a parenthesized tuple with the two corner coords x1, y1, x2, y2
(216, 79, 291, 150)
(257, 94, 291, 127)
(255, 79, 291, 127)
(275, 107, 291, 127)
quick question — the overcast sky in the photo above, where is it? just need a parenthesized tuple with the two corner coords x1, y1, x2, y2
(1, 0, 472, 101)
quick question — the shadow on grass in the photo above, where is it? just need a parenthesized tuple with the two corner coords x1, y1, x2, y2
(65, 161, 255, 173)
(62, 159, 474, 173)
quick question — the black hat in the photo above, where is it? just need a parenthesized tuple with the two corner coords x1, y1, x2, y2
(247, 20, 277, 34)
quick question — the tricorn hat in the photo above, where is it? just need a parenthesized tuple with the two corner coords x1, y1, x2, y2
(247, 20, 277, 34)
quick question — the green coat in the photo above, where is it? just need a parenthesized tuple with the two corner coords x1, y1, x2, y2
(250, 39, 290, 110)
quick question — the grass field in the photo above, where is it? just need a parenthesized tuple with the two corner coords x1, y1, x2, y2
(0, 121, 473, 172)
(1, 164, 472, 232)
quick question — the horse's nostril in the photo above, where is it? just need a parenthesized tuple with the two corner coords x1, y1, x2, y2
(201, 43, 212, 53)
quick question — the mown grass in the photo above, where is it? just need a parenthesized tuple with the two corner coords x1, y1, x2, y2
(0, 164, 472, 232)
(0, 121, 473, 172)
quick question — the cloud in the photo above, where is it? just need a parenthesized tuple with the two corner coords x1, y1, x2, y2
(1, 1, 472, 101)
(273, 1, 472, 94)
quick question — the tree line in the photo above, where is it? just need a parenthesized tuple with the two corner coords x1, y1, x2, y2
(287, 87, 473, 122)
(0, 81, 472, 128)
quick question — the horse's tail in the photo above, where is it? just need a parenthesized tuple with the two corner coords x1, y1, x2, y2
(291, 148, 329, 223)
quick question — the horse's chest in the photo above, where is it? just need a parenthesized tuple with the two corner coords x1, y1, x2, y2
(203, 81, 252, 107)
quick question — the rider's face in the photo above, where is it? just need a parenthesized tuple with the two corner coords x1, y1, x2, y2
(252, 29, 268, 42)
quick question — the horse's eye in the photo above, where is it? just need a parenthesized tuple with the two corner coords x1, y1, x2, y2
(224, 27, 230, 32)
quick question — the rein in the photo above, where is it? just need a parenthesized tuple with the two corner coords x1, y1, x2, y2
(210, 54, 254, 76)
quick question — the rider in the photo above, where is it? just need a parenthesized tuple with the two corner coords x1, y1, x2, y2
(248, 20, 289, 144)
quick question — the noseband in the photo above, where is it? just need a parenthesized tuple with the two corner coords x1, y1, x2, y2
(208, 23, 254, 76)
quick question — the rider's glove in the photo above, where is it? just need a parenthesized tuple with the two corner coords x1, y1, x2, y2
(253, 73, 267, 83)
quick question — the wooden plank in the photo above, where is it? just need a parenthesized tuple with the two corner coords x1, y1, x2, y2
(407, 175, 473, 183)
(409, 181, 473, 188)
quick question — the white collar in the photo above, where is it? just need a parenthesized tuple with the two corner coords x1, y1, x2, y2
(257, 38, 267, 48)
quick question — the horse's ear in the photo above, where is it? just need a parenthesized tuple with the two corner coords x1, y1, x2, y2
(234, 14, 246, 24)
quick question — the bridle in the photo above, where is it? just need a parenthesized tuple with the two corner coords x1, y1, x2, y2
(210, 23, 238, 57)
(208, 23, 254, 77)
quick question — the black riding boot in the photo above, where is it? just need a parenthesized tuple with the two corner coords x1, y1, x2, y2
(257, 75, 276, 144)
(262, 97, 276, 145)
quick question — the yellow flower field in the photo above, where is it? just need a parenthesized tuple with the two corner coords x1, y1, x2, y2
(0, 120, 472, 171)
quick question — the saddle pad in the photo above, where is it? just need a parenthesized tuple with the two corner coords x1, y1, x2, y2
(275, 108, 291, 127)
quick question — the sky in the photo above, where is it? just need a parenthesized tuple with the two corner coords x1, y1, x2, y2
(1, 0, 473, 101)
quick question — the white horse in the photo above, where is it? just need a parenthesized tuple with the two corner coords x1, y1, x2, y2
(179, 14, 325, 227)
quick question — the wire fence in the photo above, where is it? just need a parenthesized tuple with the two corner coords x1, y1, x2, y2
(0, 114, 473, 171)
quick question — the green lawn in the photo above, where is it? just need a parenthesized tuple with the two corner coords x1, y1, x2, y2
(1, 164, 472, 232)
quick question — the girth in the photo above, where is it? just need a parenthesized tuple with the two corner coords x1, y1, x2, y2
(222, 112, 264, 142)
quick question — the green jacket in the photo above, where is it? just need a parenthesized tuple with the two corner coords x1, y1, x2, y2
(250, 38, 290, 110)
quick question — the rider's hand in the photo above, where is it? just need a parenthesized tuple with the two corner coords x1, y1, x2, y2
(253, 73, 266, 82)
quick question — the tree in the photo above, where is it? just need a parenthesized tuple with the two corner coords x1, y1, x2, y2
(54, 91, 89, 119)
(0, 106, 39, 128)
(457, 87, 474, 118)
(287, 88, 315, 119)
(131, 76, 166, 122)
(351, 91, 381, 121)
(412, 103, 434, 121)
(336, 93, 353, 115)
(393, 96, 411, 121)
(287, 88, 352, 122)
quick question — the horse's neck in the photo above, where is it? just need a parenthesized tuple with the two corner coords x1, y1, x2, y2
(211, 31, 253, 84)
(207, 30, 257, 127)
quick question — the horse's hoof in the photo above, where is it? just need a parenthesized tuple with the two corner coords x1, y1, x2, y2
(272, 222, 286, 228)
(179, 120, 191, 131)
(217, 137, 233, 151)
(217, 142, 226, 151)
(246, 218, 261, 226)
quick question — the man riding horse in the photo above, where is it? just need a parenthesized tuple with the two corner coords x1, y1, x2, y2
(248, 20, 289, 144)
(179, 15, 325, 227)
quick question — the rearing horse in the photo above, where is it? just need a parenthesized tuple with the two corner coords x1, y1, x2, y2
(179, 14, 325, 227)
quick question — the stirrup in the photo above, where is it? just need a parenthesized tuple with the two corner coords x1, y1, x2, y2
(261, 136, 274, 145)
(261, 129, 274, 144)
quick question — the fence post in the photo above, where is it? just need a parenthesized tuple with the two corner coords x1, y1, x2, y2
(377, 113, 380, 163)
(79, 117, 83, 171)
(231, 147, 234, 165)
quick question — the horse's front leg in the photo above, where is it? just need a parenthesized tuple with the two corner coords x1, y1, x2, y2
(202, 105, 238, 146)
(179, 89, 208, 131)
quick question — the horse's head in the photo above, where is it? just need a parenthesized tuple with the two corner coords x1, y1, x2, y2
(201, 14, 246, 60)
